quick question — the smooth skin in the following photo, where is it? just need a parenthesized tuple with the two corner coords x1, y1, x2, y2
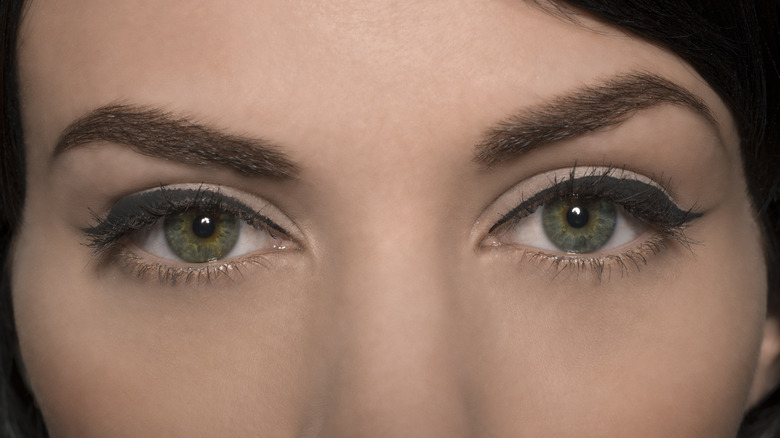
(11, 0, 776, 436)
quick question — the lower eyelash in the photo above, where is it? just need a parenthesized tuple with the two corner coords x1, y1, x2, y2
(83, 186, 295, 285)
(114, 248, 275, 285)
(508, 233, 674, 283)
(485, 166, 703, 280)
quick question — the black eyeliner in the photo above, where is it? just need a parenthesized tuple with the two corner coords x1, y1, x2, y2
(83, 187, 287, 254)
(488, 173, 702, 235)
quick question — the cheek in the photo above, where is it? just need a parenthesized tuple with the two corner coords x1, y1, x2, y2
(11, 196, 326, 437)
(11, 177, 768, 438)
(458, 199, 766, 436)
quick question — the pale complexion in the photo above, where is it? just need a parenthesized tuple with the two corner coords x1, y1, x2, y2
(11, 0, 773, 436)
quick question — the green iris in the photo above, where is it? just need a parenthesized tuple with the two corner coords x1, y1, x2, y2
(164, 210, 239, 263)
(542, 198, 617, 253)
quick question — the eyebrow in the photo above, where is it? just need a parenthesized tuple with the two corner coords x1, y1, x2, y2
(54, 104, 299, 178)
(474, 72, 716, 167)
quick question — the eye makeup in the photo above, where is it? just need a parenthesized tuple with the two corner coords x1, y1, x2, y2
(83, 185, 299, 285)
(483, 166, 704, 279)
(83, 167, 702, 285)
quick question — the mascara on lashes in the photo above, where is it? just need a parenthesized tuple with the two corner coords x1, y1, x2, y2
(488, 175, 703, 235)
(83, 187, 287, 254)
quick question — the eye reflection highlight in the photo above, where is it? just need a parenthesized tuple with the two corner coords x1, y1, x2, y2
(541, 197, 618, 253)
(163, 210, 240, 263)
(83, 185, 300, 284)
(483, 167, 704, 277)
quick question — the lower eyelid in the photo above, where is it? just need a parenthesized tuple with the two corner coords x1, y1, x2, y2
(113, 248, 273, 285)
(521, 234, 671, 281)
(478, 166, 703, 268)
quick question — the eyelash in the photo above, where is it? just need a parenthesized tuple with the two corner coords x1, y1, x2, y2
(486, 167, 703, 280)
(84, 169, 700, 285)
(83, 186, 291, 285)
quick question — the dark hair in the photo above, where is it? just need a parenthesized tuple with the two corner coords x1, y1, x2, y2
(552, 2, 780, 435)
(0, 1, 777, 436)
(0, 0, 48, 436)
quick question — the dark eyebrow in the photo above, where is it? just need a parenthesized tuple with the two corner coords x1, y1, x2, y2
(474, 72, 716, 167)
(54, 104, 299, 178)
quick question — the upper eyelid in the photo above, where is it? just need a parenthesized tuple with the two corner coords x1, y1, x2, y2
(488, 174, 626, 234)
(83, 188, 248, 234)
(487, 172, 700, 235)
(83, 186, 294, 252)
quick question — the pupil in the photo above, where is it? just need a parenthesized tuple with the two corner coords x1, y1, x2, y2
(192, 215, 216, 238)
(566, 205, 589, 228)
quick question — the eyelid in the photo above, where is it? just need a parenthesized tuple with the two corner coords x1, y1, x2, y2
(493, 177, 694, 236)
(477, 166, 702, 249)
(83, 184, 303, 258)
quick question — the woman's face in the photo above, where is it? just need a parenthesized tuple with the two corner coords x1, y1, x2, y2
(12, 0, 769, 436)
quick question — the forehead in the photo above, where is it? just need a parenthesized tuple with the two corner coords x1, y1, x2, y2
(17, 0, 732, 165)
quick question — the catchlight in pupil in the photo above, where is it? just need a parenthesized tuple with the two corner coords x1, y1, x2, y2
(542, 198, 617, 253)
(193, 216, 216, 238)
(567, 206, 589, 228)
(164, 210, 240, 263)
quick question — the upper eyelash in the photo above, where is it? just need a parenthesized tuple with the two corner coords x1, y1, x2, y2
(83, 186, 288, 257)
(488, 167, 703, 241)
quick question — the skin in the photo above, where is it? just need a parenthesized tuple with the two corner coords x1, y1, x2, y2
(10, 0, 773, 436)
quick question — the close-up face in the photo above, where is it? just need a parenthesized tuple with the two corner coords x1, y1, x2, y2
(10, 0, 770, 436)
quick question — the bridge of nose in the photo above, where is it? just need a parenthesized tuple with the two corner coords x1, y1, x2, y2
(304, 188, 479, 436)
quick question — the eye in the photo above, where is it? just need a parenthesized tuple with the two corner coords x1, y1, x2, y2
(498, 196, 647, 254)
(484, 167, 703, 260)
(162, 211, 241, 262)
(84, 185, 298, 272)
(134, 208, 287, 263)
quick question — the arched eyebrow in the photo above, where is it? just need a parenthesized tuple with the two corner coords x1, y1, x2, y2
(474, 72, 717, 168)
(53, 104, 299, 178)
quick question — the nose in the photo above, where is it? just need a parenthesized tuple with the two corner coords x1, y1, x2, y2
(315, 220, 474, 437)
